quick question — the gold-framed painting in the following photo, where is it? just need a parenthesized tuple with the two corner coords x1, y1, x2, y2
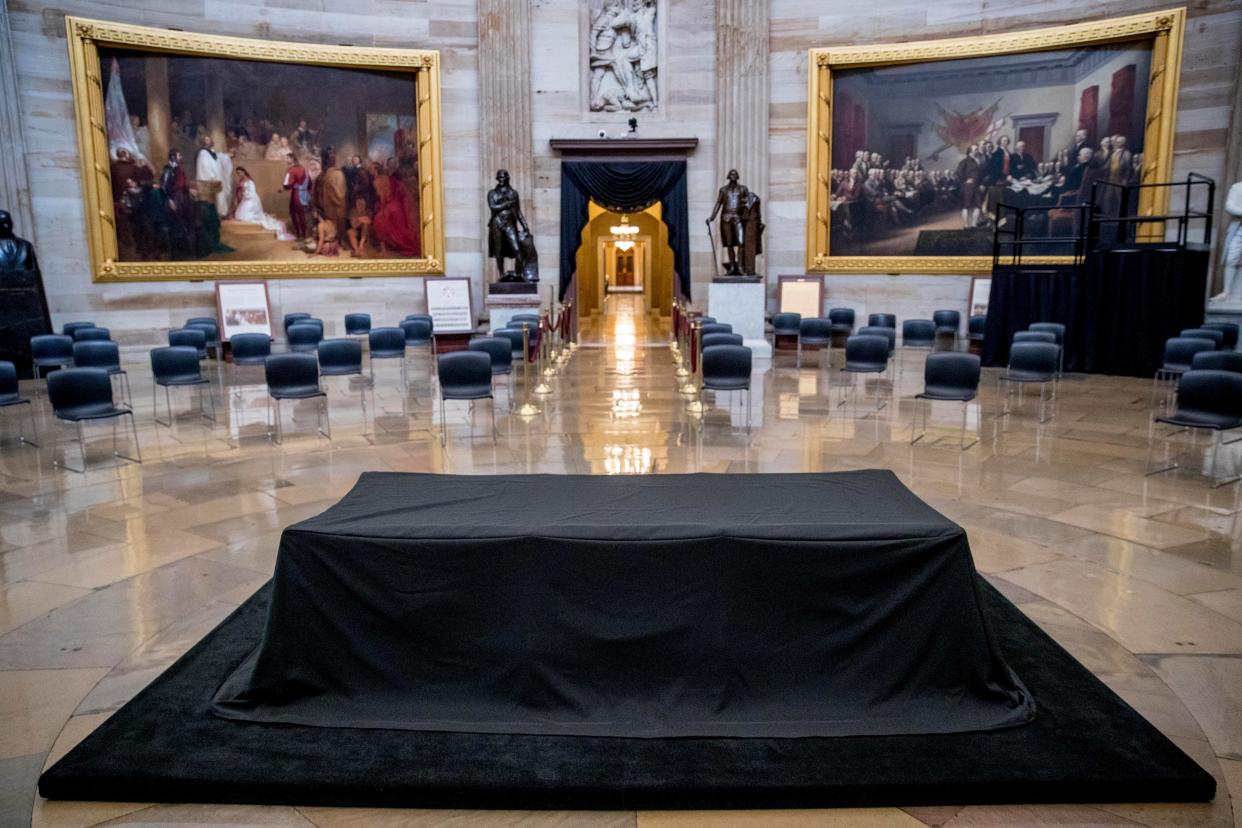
(805, 8, 1185, 274)
(65, 17, 446, 282)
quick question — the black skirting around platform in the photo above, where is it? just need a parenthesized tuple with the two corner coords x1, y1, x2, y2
(984, 248, 1209, 377)
(38, 579, 1214, 811)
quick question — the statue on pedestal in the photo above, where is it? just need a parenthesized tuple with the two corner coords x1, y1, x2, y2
(487, 169, 539, 283)
(1211, 181, 1242, 305)
(707, 169, 764, 277)
(0, 210, 38, 271)
(0, 209, 53, 379)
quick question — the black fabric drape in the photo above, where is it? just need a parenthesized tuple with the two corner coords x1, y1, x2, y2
(559, 161, 690, 301)
(212, 470, 1034, 739)
(983, 249, 1208, 376)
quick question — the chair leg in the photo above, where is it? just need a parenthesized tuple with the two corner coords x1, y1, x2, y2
(745, 386, 752, 435)
(53, 419, 88, 474)
(439, 395, 447, 446)
(318, 396, 332, 439)
(960, 401, 978, 450)
(269, 397, 283, 445)
(1210, 430, 1241, 488)
(796, 341, 802, 370)
(910, 397, 925, 445)
(1038, 382, 1052, 424)
(113, 412, 142, 464)
(1145, 423, 1184, 477)
(491, 396, 497, 443)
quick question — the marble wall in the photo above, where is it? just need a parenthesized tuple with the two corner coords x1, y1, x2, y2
(4, 0, 483, 348)
(766, 0, 1242, 323)
(4, 0, 1239, 344)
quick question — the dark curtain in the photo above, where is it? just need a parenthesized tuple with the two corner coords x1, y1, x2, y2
(833, 93, 854, 168)
(559, 161, 691, 301)
(1109, 65, 1137, 143)
(1078, 86, 1099, 143)
(983, 250, 1208, 377)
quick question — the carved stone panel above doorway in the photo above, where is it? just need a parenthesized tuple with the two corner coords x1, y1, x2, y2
(585, 0, 662, 116)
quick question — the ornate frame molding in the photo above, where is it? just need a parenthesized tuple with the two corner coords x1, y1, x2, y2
(805, 8, 1186, 274)
(65, 16, 446, 282)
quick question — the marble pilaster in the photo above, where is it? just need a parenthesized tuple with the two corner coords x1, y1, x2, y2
(714, 0, 768, 215)
(478, 0, 535, 283)
(0, 1, 34, 237)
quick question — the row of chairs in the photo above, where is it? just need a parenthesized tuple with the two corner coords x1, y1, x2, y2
(772, 312, 977, 368)
(1154, 323, 1242, 407)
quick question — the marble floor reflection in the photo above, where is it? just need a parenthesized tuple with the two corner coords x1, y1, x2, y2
(1, 295, 1240, 827)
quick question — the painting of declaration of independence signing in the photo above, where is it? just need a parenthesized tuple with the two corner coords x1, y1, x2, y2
(829, 41, 1153, 257)
(99, 48, 424, 264)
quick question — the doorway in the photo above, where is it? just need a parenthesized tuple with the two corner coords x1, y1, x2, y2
(576, 201, 673, 344)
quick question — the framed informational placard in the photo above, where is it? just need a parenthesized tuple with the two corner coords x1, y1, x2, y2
(424, 277, 474, 334)
(970, 276, 992, 318)
(779, 275, 824, 319)
(215, 281, 273, 341)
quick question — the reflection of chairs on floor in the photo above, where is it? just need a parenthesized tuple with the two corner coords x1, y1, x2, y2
(47, 367, 141, 473)
(1146, 369, 1242, 487)
(912, 352, 980, 450)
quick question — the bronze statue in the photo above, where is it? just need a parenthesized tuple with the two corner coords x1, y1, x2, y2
(487, 169, 539, 283)
(740, 190, 764, 277)
(0, 210, 38, 271)
(706, 169, 758, 276)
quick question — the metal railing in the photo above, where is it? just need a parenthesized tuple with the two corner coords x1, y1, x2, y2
(991, 202, 1091, 268)
(1086, 173, 1215, 250)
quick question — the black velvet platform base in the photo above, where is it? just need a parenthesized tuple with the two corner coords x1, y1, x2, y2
(38, 579, 1214, 810)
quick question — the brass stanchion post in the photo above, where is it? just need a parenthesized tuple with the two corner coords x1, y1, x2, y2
(534, 317, 552, 395)
(515, 322, 540, 416)
(685, 318, 705, 415)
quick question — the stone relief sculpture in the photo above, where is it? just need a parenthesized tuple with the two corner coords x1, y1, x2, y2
(588, 0, 658, 113)
(1210, 181, 1242, 305)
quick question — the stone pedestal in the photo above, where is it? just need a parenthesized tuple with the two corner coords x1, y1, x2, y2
(0, 267, 52, 379)
(708, 280, 770, 358)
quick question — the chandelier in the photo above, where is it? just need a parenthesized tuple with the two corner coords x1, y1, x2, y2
(610, 215, 638, 250)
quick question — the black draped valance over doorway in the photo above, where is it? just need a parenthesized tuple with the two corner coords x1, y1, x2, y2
(559, 161, 690, 301)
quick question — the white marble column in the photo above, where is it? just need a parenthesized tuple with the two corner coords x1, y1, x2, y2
(478, 0, 534, 261)
(0, 1, 34, 237)
(714, 0, 769, 212)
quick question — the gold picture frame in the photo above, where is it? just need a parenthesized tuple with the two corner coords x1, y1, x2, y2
(805, 8, 1186, 274)
(65, 16, 447, 282)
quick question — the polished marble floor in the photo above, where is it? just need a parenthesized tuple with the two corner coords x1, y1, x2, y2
(1, 295, 1240, 827)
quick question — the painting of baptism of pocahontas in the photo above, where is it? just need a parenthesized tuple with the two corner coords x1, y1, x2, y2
(98, 47, 423, 265)
(826, 41, 1155, 259)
